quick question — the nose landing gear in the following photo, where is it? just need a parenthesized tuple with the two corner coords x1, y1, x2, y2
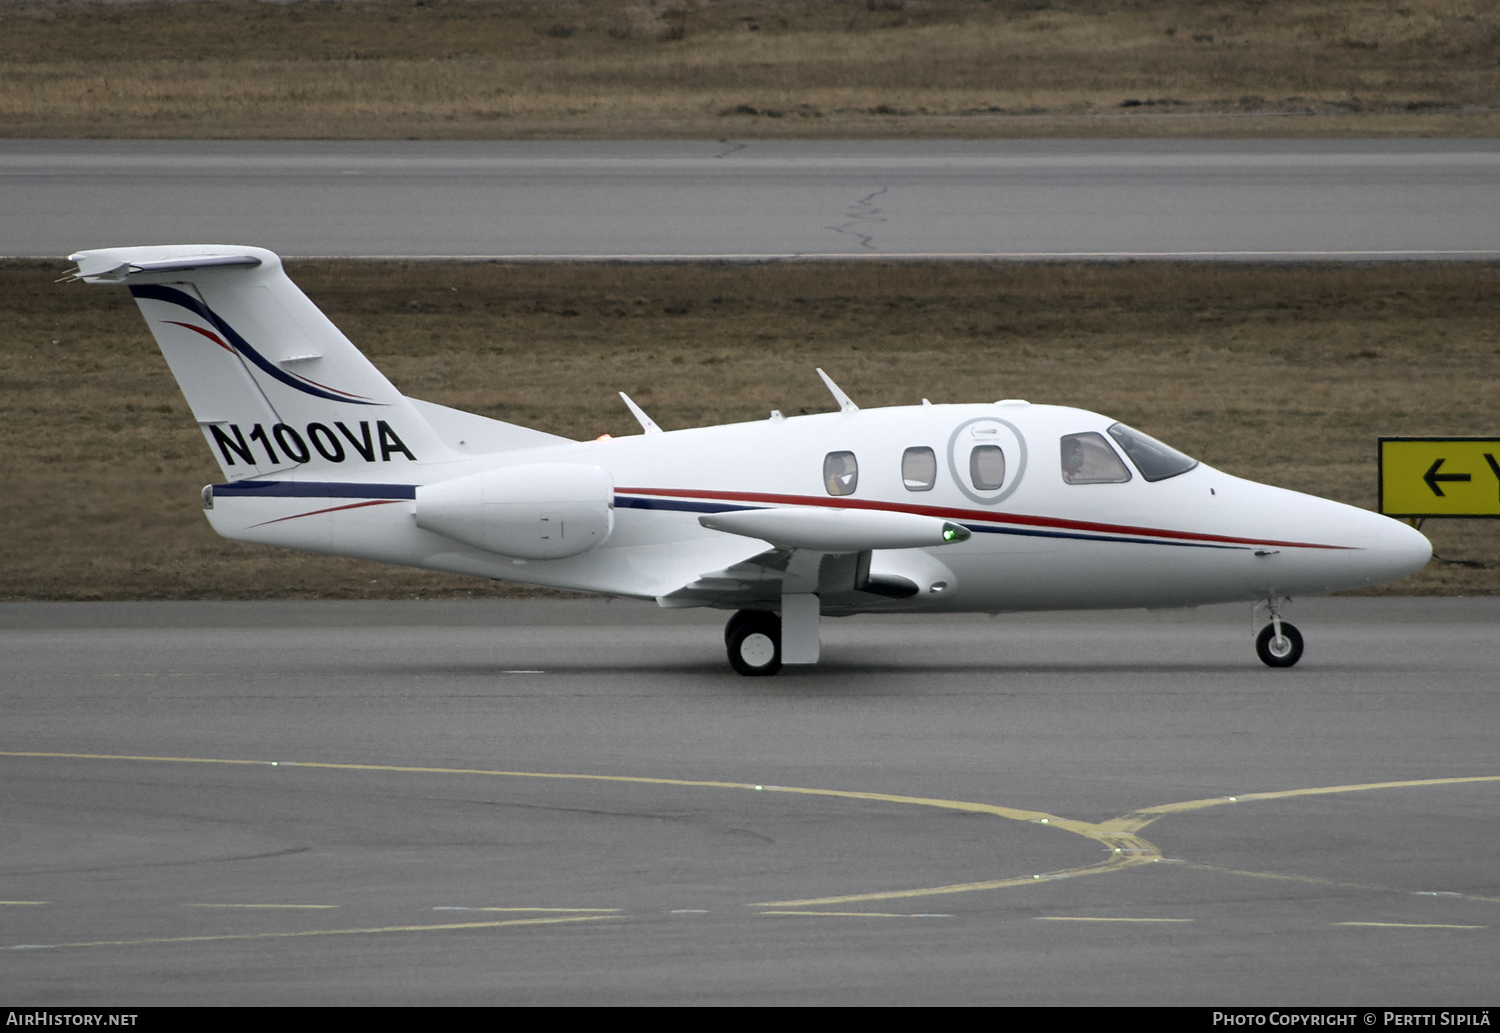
(1253, 597, 1304, 668)
(1255, 621, 1304, 667)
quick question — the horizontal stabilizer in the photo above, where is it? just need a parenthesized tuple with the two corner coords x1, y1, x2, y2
(699, 507, 969, 552)
(67, 251, 263, 283)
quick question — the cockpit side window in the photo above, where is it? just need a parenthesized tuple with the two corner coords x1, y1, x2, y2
(970, 445, 1006, 491)
(1060, 432, 1132, 484)
(824, 450, 859, 496)
(1107, 423, 1199, 482)
(902, 446, 936, 491)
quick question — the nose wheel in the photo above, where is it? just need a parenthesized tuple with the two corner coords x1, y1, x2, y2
(1253, 597, 1304, 668)
(725, 610, 782, 677)
(1255, 621, 1303, 667)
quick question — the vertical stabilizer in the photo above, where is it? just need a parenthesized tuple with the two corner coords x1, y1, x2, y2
(68, 245, 453, 480)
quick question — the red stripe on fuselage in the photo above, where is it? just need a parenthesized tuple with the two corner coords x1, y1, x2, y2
(248, 499, 400, 527)
(615, 487, 1352, 551)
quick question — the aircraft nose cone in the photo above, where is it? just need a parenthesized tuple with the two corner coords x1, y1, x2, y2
(1388, 516, 1433, 577)
(1349, 511, 1432, 586)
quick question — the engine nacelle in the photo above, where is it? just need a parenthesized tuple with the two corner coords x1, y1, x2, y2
(415, 463, 614, 560)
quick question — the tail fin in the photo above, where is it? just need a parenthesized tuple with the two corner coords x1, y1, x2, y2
(69, 245, 453, 481)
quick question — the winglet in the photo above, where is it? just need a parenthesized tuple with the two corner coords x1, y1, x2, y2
(815, 369, 858, 413)
(619, 392, 662, 434)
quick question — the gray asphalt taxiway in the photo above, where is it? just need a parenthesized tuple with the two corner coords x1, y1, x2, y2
(6, 139, 1500, 260)
(2, 598, 1496, 1006)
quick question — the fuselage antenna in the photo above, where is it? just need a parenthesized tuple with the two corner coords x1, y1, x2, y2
(816, 368, 859, 413)
(618, 392, 662, 434)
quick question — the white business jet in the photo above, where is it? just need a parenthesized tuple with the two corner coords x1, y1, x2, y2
(68, 245, 1431, 675)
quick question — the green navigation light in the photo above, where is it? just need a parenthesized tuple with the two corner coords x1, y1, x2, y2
(940, 522, 971, 543)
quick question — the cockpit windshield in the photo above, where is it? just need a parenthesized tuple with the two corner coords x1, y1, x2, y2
(1106, 423, 1199, 482)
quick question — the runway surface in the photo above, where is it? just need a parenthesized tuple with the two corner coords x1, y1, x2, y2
(6, 139, 1500, 261)
(2, 597, 1496, 1006)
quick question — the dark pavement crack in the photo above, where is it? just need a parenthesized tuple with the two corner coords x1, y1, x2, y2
(826, 186, 888, 250)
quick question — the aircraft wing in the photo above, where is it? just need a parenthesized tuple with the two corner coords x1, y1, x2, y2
(656, 546, 921, 610)
(659, 507, 968, 609)
(656, 547, 802, 609)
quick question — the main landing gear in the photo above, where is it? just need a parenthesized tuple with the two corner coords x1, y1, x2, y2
(1254, 597, 1304, 668)
(725, 610, 782, 677)
(725, 597, 821, 676)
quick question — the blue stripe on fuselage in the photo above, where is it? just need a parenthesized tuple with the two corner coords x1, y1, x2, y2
(214, 480, 416, 499)
(613, 495, 758, 515)
(961, 522, 1248, 550)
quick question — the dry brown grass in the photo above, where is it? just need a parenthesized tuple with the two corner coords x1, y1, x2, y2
(2, 0, 1498, 139)
(2, 258, 1497, 600)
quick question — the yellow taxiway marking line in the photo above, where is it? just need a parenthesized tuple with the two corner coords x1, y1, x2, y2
(254, 756, 1161, 909)
(434, 907, 622, 913)
(755, 864, 1131, 909)
(5, 752, 1496, 915)
(1183, 861, 1389, 894)
(1100, 775, 1500, 836)
(756, 776, 1499, 908)
(5, 915, 618, 951)
(0, 752, 1046, 818)
(1177, 861, 1500, 905)
(108, 673, 232, 678)
(0, 750, 1161, 909)
(188, 904, 338, 909)
(0, 751, 802, 790)
(759, 911, 947, 918)
(1, 751, 274, 768)
(0, 901, 49, 906)
(1334, 922, 1486, 929)
(1035, 916, 1194, 922)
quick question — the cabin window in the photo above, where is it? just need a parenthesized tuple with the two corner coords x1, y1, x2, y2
(1060, 432, 1132, 484)
(902, 447, 937, 492)
(1107, 423, 1199, 482)
(969, 445, 1006, 491)
(824, 450, 859, 496)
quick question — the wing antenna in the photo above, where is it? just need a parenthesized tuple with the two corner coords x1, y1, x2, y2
(815, 368, 858, 413)
(619, 392, 662, 434)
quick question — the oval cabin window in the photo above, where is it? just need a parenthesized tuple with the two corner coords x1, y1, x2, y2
(902, 446, 937, 492)
(824, 451, 859, 496)
(969, 445, 1006, 491)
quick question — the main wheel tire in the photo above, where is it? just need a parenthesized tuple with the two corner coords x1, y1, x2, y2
(727, 612, 782, 677)
(1255, 622, 1304, 668)
(724, 609, 763, 647)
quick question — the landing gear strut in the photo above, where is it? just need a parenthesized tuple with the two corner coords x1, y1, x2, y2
(1254, 598, 1303, 668)
(725, 610, 782, 677)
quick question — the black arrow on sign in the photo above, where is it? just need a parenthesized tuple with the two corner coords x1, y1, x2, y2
(1423, 458, 1471, 497)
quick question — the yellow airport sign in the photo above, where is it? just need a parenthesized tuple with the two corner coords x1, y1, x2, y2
(1379, 437, 1500, 518)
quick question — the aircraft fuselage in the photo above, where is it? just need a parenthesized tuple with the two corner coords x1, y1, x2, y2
(203, 401, 1431, 615)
